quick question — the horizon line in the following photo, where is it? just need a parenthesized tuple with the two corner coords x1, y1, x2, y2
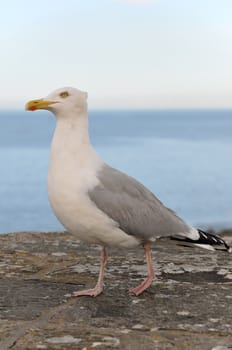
(1, 107, 232, 112)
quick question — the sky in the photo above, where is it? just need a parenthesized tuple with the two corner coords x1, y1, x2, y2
(1, 0, 232, 109)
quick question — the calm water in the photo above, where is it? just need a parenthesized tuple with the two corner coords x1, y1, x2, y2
(0, 109, 232, 233)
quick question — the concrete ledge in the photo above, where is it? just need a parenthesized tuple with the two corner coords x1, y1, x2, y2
(0, 231, 232, 350)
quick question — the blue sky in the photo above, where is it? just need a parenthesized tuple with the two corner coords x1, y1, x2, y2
(1, 0, 232, 108)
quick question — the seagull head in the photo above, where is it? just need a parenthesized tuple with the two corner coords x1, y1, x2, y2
(25, 87, 88, 116)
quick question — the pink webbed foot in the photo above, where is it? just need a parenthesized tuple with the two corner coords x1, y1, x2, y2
(129, 241, 155, 296)
(72, 247, 107, 298)
(128, 275, 154, 296)
(72, 285, 103, 298)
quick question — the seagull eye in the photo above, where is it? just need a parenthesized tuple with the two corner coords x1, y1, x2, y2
(59, 91, 69, 98)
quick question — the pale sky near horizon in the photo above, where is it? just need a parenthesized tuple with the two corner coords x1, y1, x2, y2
(1, 0, 232, 109)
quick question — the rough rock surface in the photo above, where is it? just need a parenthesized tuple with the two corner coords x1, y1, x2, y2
(0, 231, 232, 350)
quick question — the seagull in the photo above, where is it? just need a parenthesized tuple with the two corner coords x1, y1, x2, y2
(25, 87, 231, 297)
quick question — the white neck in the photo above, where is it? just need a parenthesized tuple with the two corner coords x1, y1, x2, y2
(49, 108, 100, 169)
(54, 108, 90, 146)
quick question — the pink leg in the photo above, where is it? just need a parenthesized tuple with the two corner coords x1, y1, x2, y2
(72, 247, 107, 297)
(129, 242, 155, 296)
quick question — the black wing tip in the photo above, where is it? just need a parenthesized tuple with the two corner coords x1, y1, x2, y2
(171, 229, 231, 252)
(197, 229, 231, 252)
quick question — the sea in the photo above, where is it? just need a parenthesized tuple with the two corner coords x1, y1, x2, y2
(0, 109, 232, 234)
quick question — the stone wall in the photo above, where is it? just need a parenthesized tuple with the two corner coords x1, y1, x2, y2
(0, 231, 231, 350)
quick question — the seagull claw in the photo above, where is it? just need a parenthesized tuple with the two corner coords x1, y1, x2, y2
(128, 277, 153, 296)
(72, 285, 103, 298)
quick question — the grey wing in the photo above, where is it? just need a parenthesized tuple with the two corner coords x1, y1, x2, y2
(89, 164, 191, 240)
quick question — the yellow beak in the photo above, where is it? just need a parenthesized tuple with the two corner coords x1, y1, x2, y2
(25, 99, 56, 111)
